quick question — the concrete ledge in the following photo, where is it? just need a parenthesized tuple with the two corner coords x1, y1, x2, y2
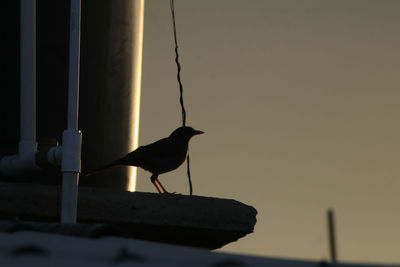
(0, 182, 257, 249)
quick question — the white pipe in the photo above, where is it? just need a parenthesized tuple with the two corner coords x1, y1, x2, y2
(0, 153, 37, 175)
(0, 0, 39, 175)
(66, 0, 81, 131)
(0, 0, 56, 175)
(47, 146, 63, 165)
(60, 0, 82, 224)
(1, 0, 63, 175)
(19, 0, 37, 155)
(61, 172, 79, 222)
(1, 145, 62, 175)
(0, 0, 71, 177)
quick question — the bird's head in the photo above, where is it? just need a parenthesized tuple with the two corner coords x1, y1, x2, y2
(170, 126, 204, 141)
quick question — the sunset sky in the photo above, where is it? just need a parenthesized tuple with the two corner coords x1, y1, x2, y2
(135, 1, 400, 264)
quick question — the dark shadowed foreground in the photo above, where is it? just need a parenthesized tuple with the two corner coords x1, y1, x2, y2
(0, 182, 256, 249)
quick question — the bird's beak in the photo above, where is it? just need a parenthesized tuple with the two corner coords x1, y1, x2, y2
(195, 130, 205, 135)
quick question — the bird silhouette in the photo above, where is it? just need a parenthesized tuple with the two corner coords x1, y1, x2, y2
(84, 126, 204, 193)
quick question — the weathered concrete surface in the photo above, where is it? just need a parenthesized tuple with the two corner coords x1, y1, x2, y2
(0, 182, 257, 249)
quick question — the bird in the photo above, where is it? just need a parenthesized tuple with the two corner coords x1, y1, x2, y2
(84, 126, 204, 193)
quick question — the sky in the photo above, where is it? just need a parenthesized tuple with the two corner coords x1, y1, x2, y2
(135, 0, 400, 264)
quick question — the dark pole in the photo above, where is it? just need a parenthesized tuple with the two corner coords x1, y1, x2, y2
(327, 209, 337, 263)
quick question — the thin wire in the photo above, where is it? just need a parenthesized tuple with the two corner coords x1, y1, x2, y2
(170, 0, 193, 195)
(170, 0, 186, 125)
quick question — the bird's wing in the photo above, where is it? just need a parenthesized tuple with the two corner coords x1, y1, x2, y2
(119, 137, 178, 164)
(141, 137, 180, 157)
(117, 136, 188, 174)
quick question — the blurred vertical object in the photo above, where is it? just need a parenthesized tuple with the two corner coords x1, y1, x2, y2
(79, 0, 144, 190)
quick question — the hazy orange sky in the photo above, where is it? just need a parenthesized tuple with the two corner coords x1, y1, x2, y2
(136, 0, 400, 264)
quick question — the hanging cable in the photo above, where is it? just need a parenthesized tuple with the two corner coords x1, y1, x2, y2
(170, 0, 193, 195)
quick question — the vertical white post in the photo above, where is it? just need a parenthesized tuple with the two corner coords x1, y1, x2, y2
(66, 0, 81, 131)
(61, 0, 82, 224)
(19, 0, 37, 155)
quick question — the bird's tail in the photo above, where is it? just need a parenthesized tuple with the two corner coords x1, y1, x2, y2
(83, 161, 120, 177)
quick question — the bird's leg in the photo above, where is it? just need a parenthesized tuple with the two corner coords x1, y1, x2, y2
(155, 178, 175, 194)
(152, 181, 162, 194)
(150, 174, 162, 194)
(150, 174, 175, 194)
